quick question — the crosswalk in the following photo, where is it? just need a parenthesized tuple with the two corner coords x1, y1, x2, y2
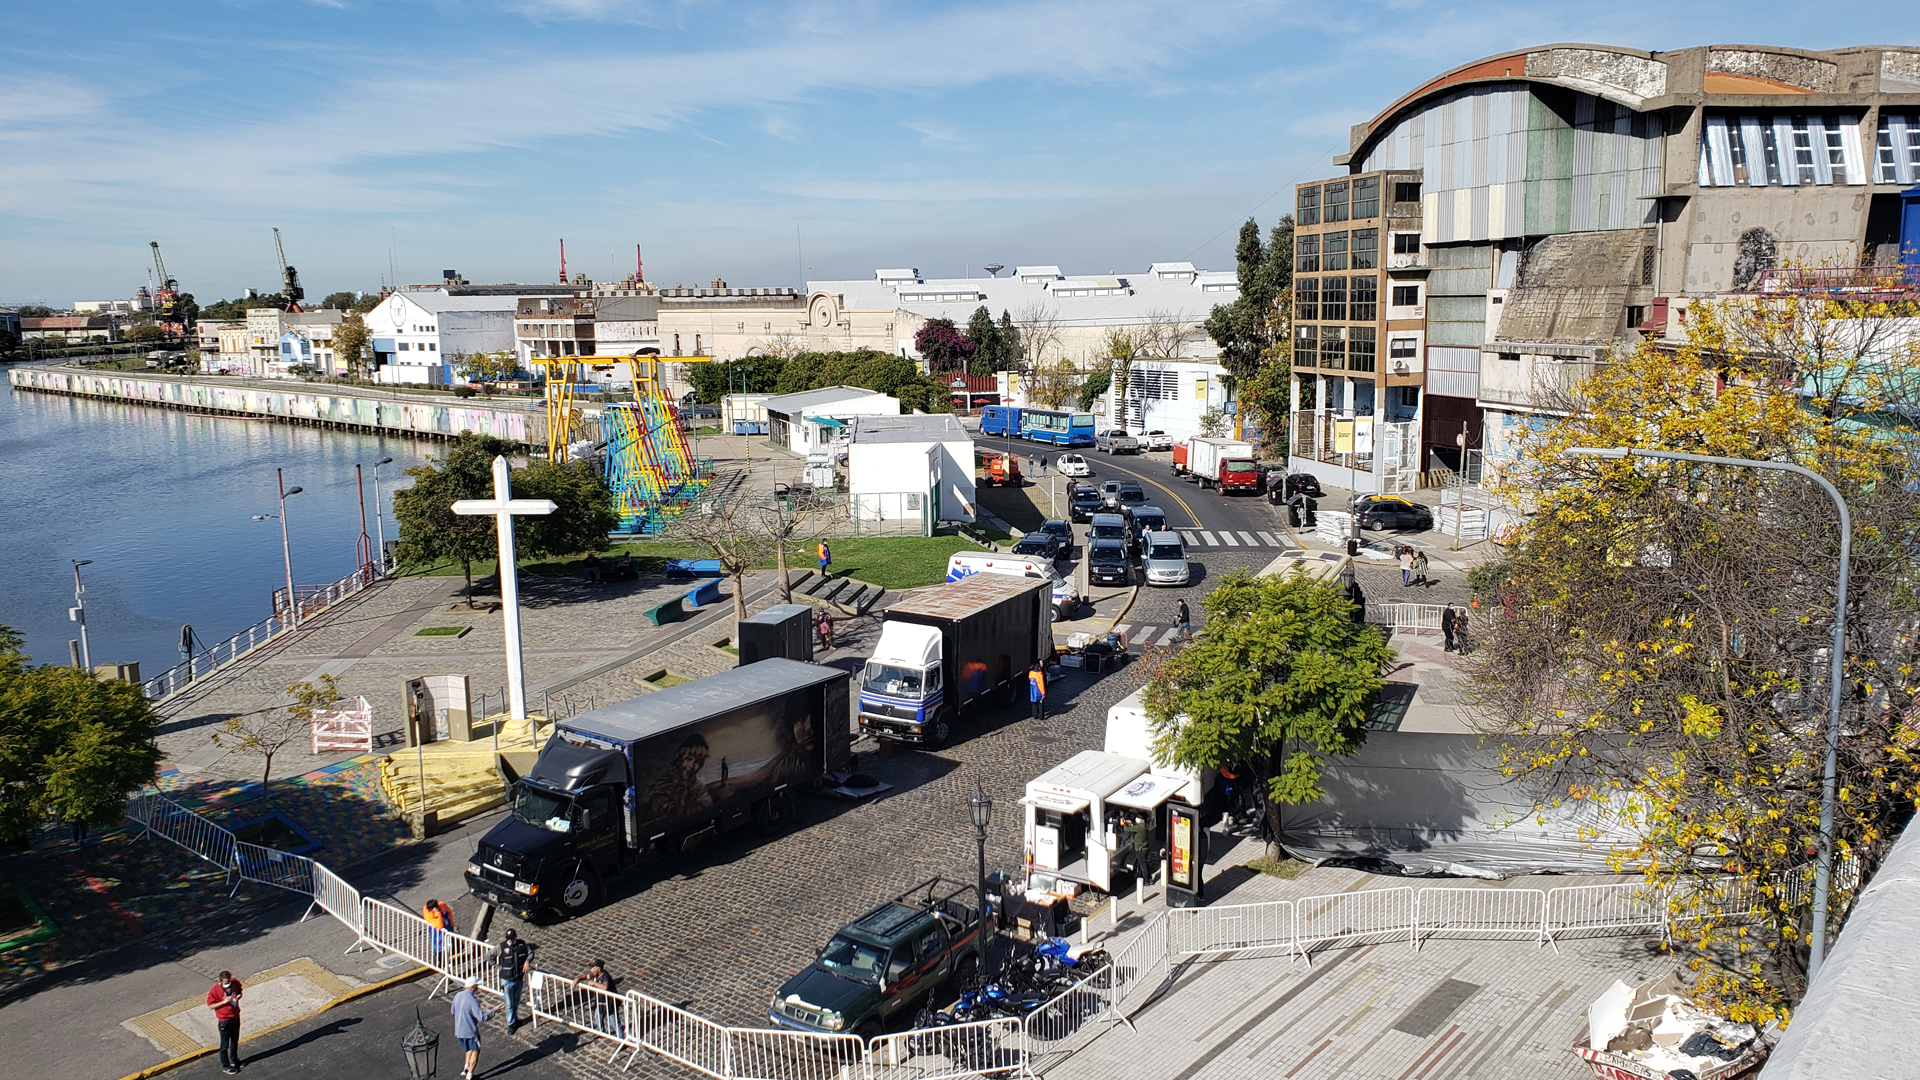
(1178, 529, 1299, 549)
(1109, 623, 1186, 647)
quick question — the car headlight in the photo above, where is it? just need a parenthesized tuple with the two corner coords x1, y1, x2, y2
(513, 880, 536, 895)
(467, 862, 482, 877)
(823, 1011, 845, 1031)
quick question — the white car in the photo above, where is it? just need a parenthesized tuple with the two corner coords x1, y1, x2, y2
(1142, 429, 1173, 452)
(1055, 453, 1092, 477)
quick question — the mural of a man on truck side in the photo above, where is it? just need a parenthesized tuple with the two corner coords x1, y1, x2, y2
(639, 702, 823, 823)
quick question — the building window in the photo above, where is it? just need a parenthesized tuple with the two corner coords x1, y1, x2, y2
(1875, 113, 1920, 184)
(1400, 385, 1420, 407)
(1323, 232, 1349, 271)
(1702, 114, 1864, 186)
(1296, 278, 1318, 320)
(1323, 181, 1349, 223)
(1295, 325, 1317, 366)
(1497, 351, 1519, 362)
(428, 343, 436, 351)
(1320, 326, 1346, 369)
(1641, 246, 1655, 285)
(1390, 337, 1417, 359)
(1393, 181, 1421, 203)
(398, 342, 409, 351)
(1350, 276, 1377, 321)
(1627, 306, 1648, 328)
(1393, 232, 1420, 256)
(694, 333, 702, 353)
(1297, 185, 1320, 227)
(674, 333, 681, 353)
(1296, 234, 1320, 273)
(1321, 277, 1347, 321)
(1348, 327, 1376, 372)
(1351, 177, 1379, 219)
(1391, 284, 1420, 307)
(1351, 228, 1378, 269)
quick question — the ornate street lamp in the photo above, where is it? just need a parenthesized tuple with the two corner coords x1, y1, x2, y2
(967, 785, 993, 971)
(401, 1006, 439, 1077)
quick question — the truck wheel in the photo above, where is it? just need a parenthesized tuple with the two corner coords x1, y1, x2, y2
(855, 1019, 884, 1043)
(558, 866, 600, 915)
(928, 711, 954, 748)
(752, 793, 796, 836)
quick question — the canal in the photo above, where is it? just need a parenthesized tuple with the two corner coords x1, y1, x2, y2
(0, 376, 438, 680)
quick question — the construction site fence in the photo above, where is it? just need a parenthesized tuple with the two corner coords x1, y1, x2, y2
(122, 787, 1862, 1080)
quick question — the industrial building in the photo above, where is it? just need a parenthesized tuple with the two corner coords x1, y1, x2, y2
(845, 412, 976, 529)
(1287, 43, 1920, 493)
(762, 385, 900, 454)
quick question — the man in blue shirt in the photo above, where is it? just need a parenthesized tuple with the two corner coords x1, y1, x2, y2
(452, 978, 496, 1080)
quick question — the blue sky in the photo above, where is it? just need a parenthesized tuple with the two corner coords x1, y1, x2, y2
(3, 2, 1916, 306)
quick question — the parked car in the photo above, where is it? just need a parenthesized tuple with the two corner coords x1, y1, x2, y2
(1011, 532, 1064, 561)
(1069, 485, 1106, 523)
(1037, 519, 1075, 554)
(1129, 507, 1169, 550)
(1268, 471, 1326, 503)
(1141, 430, 1173, 452)
(1094, 429, 1140, 454)
(1055, 453, 1092, 478)
(1087, 540, 1133, 585)
(1348, 494, 1435, 531)
(1087, 513, 1132, 550)
(1141, 531, 1191, 587)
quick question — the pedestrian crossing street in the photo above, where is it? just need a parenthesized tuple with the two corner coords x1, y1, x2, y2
(1180, 529, 1290, 548)
(1108, 623, 1187, 647)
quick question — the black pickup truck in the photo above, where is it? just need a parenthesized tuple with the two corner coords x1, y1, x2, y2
(768, 878, 983, 1040)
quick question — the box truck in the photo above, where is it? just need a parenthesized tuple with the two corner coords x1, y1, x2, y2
(945, 550, 1076, 621)
(465, 659, 850, 919)
(858, 574, 1051, 748)
(1177, 437, 1260, 493)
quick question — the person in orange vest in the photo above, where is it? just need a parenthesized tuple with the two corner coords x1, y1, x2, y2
(1028, 662, 1047, 720)
(423, 897, 456, 957)
(818, 539, 831, 576)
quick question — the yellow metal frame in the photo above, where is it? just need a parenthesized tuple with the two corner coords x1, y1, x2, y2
(537, 354, 720, 462)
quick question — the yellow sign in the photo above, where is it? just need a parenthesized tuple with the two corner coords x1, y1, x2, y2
(1333, 418, 1355, 453)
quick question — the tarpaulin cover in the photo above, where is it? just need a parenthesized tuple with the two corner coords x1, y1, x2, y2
(1277, 732, 1641, 877)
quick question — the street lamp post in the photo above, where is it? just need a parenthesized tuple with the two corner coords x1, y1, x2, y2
(69, 559, 93, 670)
(1565, 445, 1852, 982)
(369, 455, 395, 574)
(967, 786, 994, 974)
(253, 468, 305, 627)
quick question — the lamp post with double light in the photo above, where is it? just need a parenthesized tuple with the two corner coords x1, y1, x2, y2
(1563, 444, 1852, 982)
(252, 468, 304, 627)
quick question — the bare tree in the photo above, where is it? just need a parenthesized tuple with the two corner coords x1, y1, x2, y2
(1025, 357, 1085, 409)
(1103, 328, 1138, 428)
(215, 675, 343, 802)
(664, 491, 848, 627)
(1014, 302, 1065, 370)
(1136, 308, 1199, 360)
(760, 330, 807, 362)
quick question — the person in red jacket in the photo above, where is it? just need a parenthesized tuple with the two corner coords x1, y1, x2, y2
(207, 971, 244, 1073)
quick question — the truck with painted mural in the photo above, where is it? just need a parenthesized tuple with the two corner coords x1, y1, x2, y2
(857, 574, 1052, 748)
(465, 659, 851, 920)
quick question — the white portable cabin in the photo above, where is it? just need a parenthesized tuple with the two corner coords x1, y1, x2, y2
(1023, 749, 1150, 893)
(721, 393, 770, 433)
(847, 413, 976, 525)
(1103, 687, 1211, 809)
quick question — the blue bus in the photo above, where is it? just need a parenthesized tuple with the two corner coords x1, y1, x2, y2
(1021, 409, 1097, 447)
(979, 405, 1022, 437)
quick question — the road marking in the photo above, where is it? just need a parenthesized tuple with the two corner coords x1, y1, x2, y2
(1181, 531, 1201, 546)
(1083, 454, 1205, 527)
(1199, 531, 1218, 545)
(1258, 531, 1282, 546)
(1113, 623, 1131, 635)
(1134, 625, 1156, 642)
(1158, 627, 1182, 645)
(1220, 531, 1240, 546)
(1239, 531, 1259, 546)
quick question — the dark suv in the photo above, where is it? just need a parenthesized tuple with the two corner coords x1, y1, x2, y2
(1104, 482, 1146, 511)
(1012, 532, 1064, 560)
(1069, 486, 1105, 522)
(1087, 540, 1133, 585)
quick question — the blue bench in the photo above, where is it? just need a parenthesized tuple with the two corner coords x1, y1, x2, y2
(684, 579, 722, 608)
(664, 558, 724, 577)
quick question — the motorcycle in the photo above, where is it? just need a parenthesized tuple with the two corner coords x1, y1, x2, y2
(1004, 935, 1112, 994)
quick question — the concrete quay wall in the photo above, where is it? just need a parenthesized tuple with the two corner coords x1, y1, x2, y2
(7, 364, 545, 446)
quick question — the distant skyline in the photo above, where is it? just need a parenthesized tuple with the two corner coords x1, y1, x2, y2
(4, 2, 1917, 306)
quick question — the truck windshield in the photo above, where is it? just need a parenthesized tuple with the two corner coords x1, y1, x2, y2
(863, 663, 925, 698)
(512, 786, 573, 833)
(818, 934, 886, 982)
(1223, 460, 1259, 473)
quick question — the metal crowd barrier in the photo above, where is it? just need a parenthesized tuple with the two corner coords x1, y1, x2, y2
(528, 971, 643, 1068)
(729, 1026, 868, 1080)
(1294, 887, 1417, 959)
(1166, 899, 1295, 958)
(1542, 882, 1667, 941)
(1415, 887, 1549, 949)
(876, 1017, 1021, 1080)
(629, 993, 733, 1077)
(231, 840, 316, 897)
(1366, 603, 1447, 634)
(131, 791, 239, 872)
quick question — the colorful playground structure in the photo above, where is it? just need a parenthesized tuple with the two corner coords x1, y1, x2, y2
(535, 355, 716, 534)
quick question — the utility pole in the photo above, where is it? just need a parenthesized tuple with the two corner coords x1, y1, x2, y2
(1453, 424, 1467, 552)
(69, 559, 94, 671)
(370, 456, 394, 573)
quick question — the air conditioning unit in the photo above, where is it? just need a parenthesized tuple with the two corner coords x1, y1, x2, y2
(1392, 361, 1410, 374)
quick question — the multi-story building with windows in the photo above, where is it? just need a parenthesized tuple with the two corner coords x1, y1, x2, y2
(1286, 43, 1920, 493)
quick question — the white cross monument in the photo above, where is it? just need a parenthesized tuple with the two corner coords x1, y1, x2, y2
(451, 456, 556, 723)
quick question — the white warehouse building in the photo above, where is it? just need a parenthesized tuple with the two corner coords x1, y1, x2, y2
(363, 292, 518, 385)
(846, 413, 976, 530)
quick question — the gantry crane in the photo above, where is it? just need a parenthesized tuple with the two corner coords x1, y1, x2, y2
(274, 228, 304, 312)
(149, 241, 188, 339)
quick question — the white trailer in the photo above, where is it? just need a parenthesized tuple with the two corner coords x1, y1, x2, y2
(1183, 436, 1256, 489)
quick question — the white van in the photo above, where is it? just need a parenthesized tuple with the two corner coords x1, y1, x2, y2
(946, 551, 1075, 621)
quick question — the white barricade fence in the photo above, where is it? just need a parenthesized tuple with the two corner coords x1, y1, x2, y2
(1414, 887, 1548, 948)
(630, 992, 735, 1079)
(137, 791, 239, 872)
(1293, 888, 1416, 958)
(231, 840, 316, 896)
(1018, 974, 1111, 1076)
(1168, 899, 1296, 959)
(306, 862, 369, 946)
(360, 897, 485, 983)
(311, 696, 375, 753)
(1098, 912, 1170, 1018)
(729, 1026, 869, 1080)
(1366, 603, 1446, 635)
(1543, 883, 1667, 941)
(527, 971, 642, 1068)
(875, 1017, 1023, 1080)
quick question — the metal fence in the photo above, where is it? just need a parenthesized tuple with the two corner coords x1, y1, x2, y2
(1415, 887, 1548, 948)
(529, 971, 644, 1068)
(231, 840, 316, 897)
(1167, 900, 1295, 959)
(131, 790, 239, 872)
(842, 492, 933, 538)
(1366, 603, 1447, 635)
(1294, 887, 1417, 958)
(876, 1018, 1022, 1080)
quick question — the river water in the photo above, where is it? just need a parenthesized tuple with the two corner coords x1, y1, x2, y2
(0, 374, 434, 679)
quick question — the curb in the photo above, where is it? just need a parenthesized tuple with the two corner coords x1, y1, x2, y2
(113, 965, 433, 1080)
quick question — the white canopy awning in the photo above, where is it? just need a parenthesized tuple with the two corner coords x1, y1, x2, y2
(1020, 792, 1090, 814)
(1106, 773, 1185, 811)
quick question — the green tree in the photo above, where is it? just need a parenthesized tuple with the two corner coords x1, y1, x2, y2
(1144, 568, 1390, 856)
(349, 293, 381, 315)
(125, 324, 166, 344)
(200, 295, 287, 320)
(0, 625, 162, 840)
(17, 304, 53, 317)
(319, 291, 360, 310)
(393, 435, 520, 602)
(333, 315, 370, 380)
(455, 350, 518, 384)
(1077, 370, 1110, 411)
(1205, 216, 1294, 383)
(216, 675, 342, 802)
(515, 457, 617, 560)
(1198, 406, 1228, 437)
(966, 306, 1006, 376)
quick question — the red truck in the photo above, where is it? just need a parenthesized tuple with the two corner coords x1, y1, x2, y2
(1182, 437, 1262, 494)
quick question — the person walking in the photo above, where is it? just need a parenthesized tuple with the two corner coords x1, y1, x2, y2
(817, 539, 831, 577)
(816, 608, 835, 651)
(1441, 603, 1459, 653)
(1399, 546, 1415, 588)
(497, 928, 533, 1031)
(452, 978, 497, 1080)
(580, 959, 622, 1039)
(1412, 549, 1429, 587)
(423, 897, 456, 959)
(1028, 662, 1047, 720)
(207, 971, 244, 1074)
(1039, 455, 1049, 477)
(1176, 599, 1192, 642)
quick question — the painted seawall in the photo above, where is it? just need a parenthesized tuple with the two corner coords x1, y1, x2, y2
(7, 365, 546, 446)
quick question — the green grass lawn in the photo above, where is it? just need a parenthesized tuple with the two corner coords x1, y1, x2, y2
(399, 534, 986, 592)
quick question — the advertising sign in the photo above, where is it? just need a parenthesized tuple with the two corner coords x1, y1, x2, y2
(1166, 803, 1204, 906)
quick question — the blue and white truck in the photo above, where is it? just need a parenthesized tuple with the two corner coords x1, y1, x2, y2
(857, 574, 1051, 748)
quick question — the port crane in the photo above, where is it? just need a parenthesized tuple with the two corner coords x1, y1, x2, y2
(149, 241, 190, 339)
(274, 228, 304, 312)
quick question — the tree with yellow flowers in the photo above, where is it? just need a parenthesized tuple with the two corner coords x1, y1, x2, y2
(1467, 278, 1920, 1022)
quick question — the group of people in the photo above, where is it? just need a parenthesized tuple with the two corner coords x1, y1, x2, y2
(1027, 454, 1050, 477)
(580, 552, 636, 584)
(439, 917, 625, 1080)
(1397, 546, 1430, 588)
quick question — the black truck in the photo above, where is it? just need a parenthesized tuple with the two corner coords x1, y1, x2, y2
(768, 878, 983, 1041)
(857, 574, 1051, 747)
(466, 659, 851, 919)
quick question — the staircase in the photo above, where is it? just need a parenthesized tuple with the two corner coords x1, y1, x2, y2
(378, 714, 555, 824)
(788, 570, 886, 616)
